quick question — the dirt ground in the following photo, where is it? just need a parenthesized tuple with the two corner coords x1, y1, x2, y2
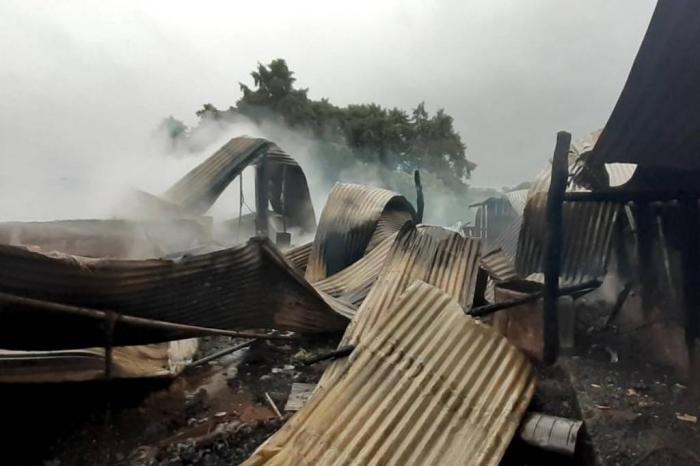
(0, 334, 340, 466)
(3, 327, 696, 466)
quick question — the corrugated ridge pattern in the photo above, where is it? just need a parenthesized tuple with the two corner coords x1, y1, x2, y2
(480, 248, 519, 282)
(305, 183, 416, 282)
(164, 137, 268, 212)
(284, 242, 312, 273)
(0, 239, 348, 349)
(243, 281, 535, 466)
(488, 214, 522, 260)
(515, 193, 620, 284)
(503, 189, 529, 216)
(313, 232, 398, 309)
(319, 225, 481, 388)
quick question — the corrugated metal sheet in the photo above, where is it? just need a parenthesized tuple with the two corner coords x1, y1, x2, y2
(516, 131, 622, 284)
(0, 238, 348, 350)
(480, 248, 519, 282)
(516, 192, 620, 284)
(243, 281, 535, 466)
(305, 183, 416, 282)
(0, 339, 198, 383)
(312, 232, 398, 309)
(164, 137, 268, 212)
(163, 137, 316, 233)
(504, 189, 529, 216)
(284, 241, 312, 273)
(488, 214, 522, 260)
(311, 224, 481, 394)
(591, 0, 700, 171)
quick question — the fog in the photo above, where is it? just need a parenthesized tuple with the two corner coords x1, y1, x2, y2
(0, 0, 657, 221)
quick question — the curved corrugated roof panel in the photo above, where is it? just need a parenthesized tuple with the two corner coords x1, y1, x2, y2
(243, 281, 534, 466)
(316, 224, 481, 390)
(163, 137, 317, 234)
(304, 183, 416, 282)
(0, 238, 348, 350)
(164, 137, 269, 212)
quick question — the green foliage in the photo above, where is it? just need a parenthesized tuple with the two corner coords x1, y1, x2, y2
(167, 59, 476, 202)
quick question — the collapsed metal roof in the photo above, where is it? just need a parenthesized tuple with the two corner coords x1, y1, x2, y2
(304, 183, 417, 282)
(243, 282, 534, 466)
(164, 137, 317, 234)
(515, 133, 623, 284)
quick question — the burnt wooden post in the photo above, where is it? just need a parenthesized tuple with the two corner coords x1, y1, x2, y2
(680, 197, 700, 379)
(543, 131, 571, 364)
(414, 169, 424, 223)
(634, 201, 655, 318)
(255, 155, 269, 238)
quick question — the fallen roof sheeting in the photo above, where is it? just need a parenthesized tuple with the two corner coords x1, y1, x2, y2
(0, 339, 198, 383)
(515, 133, 622, 284)
(0, 238, 349, 350)
(267, 223, 482, 449)
(0, 182, 421, 349)
(516, 194, 620, 284)
(591, 0, 700, 171)
(243, 281, 535, 466)
(304, 183, 417, 282)
(312, 232, 398, 309)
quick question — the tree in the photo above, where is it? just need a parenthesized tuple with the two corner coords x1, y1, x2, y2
(166, 59, 475, 193)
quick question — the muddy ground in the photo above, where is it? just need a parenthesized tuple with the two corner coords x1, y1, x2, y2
(2, 330, 695, 465)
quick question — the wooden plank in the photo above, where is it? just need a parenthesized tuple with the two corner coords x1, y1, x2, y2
(543, 131, 571, 364)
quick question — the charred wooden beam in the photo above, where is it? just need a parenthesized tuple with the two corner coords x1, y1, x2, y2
(255, 156, 269, 238)
(543, 131, 571, 364)
(0, 291, 299, 341)
(468, 279, 600, 317)
(414, 170, 424, 223)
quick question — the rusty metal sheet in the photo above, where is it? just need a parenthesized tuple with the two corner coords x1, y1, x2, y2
(304, 183, 416, 282)
(312, 232, 398, 309)
(0, 238, 348, 350)
(0, 339, 198, 383)
(243, 281, 535, 466)
(312, 224, 481, 395)
(163, 137, 316, 234)
(480, 248, 519, 282)
(516, 193, 620, 284)
(516, 134, 622, 284)
(344, 225, 481, 347)
(591, 0, 700, 171)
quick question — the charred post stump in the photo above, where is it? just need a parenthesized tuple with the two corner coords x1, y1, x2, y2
(255, 155, 269, 239)
(634, 201, 655, 319)
(414, 169, 424, 224)
(680, 197, 700, 383)
(543, 131, 571, 364)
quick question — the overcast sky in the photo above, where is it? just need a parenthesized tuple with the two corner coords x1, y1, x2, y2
(0, 0, 657, 202)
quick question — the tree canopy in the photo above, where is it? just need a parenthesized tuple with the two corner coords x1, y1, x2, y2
(163, 59, 475, 193)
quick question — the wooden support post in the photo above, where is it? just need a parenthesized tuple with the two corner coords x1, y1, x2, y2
(255, 155, 269, 238)
(414, 170, 424, 223)
(634, 201, 654, 319)
(680, 198, 700, 381)
(543, 131, 571, 364)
